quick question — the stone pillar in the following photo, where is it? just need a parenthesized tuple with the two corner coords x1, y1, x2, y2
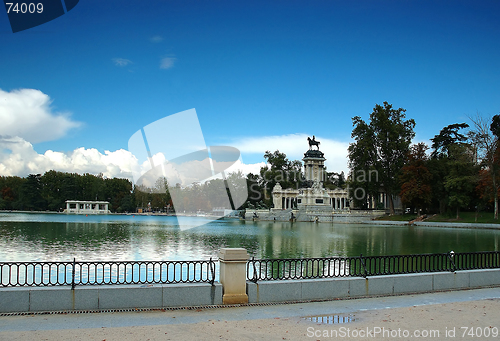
(272, 183, 283, 209)
(218, 248, 249, 304)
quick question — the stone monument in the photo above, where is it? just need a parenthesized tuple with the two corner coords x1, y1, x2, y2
(296, 137, 331, 216)
(247, 135, 359, 222)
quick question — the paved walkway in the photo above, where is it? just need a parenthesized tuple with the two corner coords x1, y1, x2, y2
(1, 287, 499, 340)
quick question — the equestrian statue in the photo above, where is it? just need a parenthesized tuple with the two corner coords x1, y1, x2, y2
(307, 135, 320, 150)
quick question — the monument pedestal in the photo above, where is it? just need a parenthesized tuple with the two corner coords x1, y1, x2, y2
(295, 203, 332, 222)
(300, 204, 333, 214)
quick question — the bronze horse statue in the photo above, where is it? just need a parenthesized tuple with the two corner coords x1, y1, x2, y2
(307, 136, 320, 150)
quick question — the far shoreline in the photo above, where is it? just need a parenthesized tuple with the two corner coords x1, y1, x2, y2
(365, 219, 500, 230)
(2, 210, 500, 230)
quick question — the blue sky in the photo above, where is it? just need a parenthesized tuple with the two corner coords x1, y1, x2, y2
(1, 0, 499, 179)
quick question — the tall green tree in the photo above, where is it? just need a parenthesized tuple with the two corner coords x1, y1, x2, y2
(399, 143, 432, 215)
(347, 115, 379, 209)
(430, 123, 470, 158)
(324, 171, 346, 190)
(428, 123, 470, 214)
(40, 170, 68, 211)
(348, 102, 415, 214)
(444, 144, 478, 219)
(104, 177, 134, 212)
(243, 172, 265, 208)
(149, 177, 170, 212)
(134, 184, 152, 211)
(259, 150, 303, 206)
(16, 174, 46, 210)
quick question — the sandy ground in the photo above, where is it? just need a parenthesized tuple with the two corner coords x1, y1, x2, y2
(1, 290, 499, 340)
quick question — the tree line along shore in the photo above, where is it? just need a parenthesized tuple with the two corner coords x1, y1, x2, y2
(1, 102, 499, 219)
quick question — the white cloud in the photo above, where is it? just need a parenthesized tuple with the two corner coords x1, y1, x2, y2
(232, 133, 349, 174)
(0, 136, 138, 179)
(134, 153, 264, 188)
(0, 132, 346, 185)
(225, 159, 266, 176)
(0, 136, 265, 184)
(0, 88, 81, 144)
(150, 35, 163, 43)
(160, 57, 175, 69)
(112, 58, 133, 67)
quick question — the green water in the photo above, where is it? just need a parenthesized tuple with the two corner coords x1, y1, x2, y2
(0, 212, 499, 262)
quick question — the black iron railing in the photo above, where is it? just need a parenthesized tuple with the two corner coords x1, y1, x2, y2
(247, 257, 351, 282)
(2, 251, 499, 287)
(247, 251, 500, 282)
(0, 258, 217, 287)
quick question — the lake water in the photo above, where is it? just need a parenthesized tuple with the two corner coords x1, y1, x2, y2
(1, 212, 499, 262)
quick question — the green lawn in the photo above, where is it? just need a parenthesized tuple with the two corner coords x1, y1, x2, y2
(375, 214, 418, 221)
(376, 211, 500, 224)
(426, 211, 500, 224)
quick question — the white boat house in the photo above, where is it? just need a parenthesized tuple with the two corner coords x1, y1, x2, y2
(64, 200, 110, 214)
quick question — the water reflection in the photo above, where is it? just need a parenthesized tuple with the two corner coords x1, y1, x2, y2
(0, 213, 499, 262)
(304, 314, 355, 324)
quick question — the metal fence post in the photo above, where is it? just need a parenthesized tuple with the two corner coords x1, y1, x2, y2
(250, 256, 258, 283)
(447, 251, 456, 273)
(71, 258, 76, 290)
(209, 257, 215, 286)
(359, 253, 369, 278)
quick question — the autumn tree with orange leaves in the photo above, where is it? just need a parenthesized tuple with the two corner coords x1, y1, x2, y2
(469, 114, 500, 219)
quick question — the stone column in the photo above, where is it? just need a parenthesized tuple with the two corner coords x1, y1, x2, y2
(218, 248, 249, 304)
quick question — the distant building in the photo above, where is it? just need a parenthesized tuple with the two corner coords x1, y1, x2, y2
(64, 200, 110, 214)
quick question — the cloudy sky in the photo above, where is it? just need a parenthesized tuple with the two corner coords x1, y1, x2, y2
(1, 1, 499, 182)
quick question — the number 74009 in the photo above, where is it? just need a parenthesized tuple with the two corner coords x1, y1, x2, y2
(461, 326, 499, 338)
(5, 3, 44, 14)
